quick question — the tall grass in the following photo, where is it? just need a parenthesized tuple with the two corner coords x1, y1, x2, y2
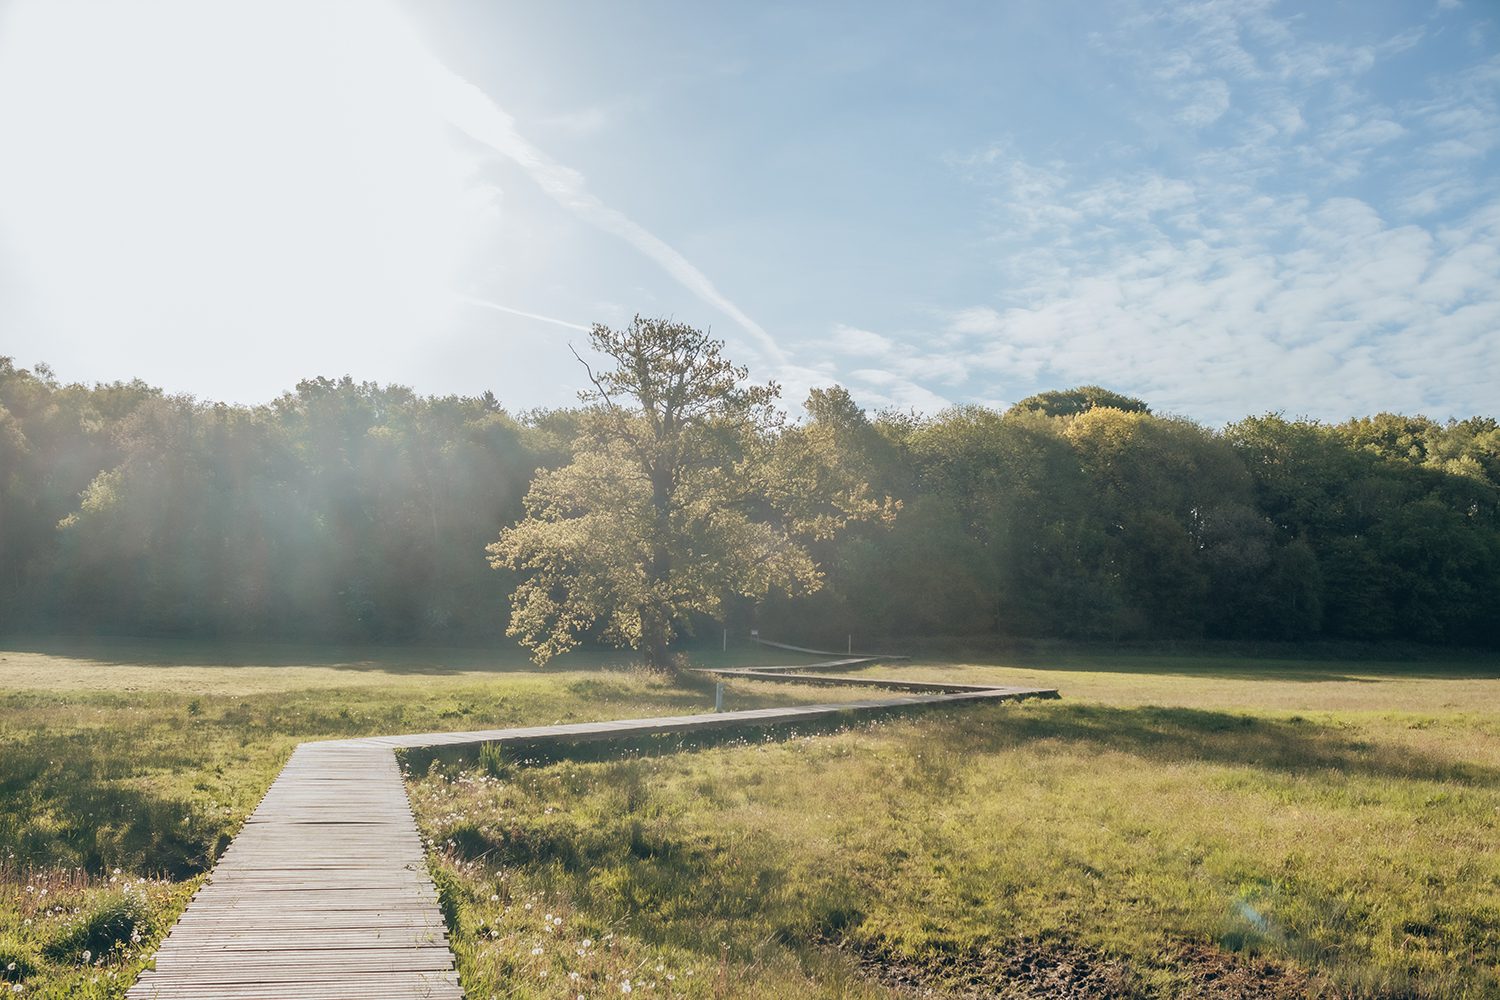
(408, 662, 1500, 999)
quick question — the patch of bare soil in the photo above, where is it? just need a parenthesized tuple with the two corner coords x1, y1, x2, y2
(847, 936, 1336, 999)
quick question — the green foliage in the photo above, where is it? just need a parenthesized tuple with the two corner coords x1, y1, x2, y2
(0, 361, 538, 640)
(478, 741, 508, 779)
(2, 353, 1497, 649)
(428, 855, 463, 932)
(1008, 384, 1152, 417)
(489, 319, 878, 667)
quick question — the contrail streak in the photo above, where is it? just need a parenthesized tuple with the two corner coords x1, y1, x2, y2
(421, 56, 790, 368)
(457, 294, 591, 332)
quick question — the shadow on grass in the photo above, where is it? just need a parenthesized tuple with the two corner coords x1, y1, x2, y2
(928, 701, 1500, 787)
(412, 697, 1498, 792)
(0, 635, 835, 679)
(0, 739, 230, 879)
(902, 639, 1500, 682)
(0, 635, 636, 676)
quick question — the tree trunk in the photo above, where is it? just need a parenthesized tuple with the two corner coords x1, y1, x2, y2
(640, 604, 672, 672)
(641, 463, 675, 672)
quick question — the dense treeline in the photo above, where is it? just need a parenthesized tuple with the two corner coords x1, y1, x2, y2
(2, 358, 1497, 647)
(0, 360, 548, 638)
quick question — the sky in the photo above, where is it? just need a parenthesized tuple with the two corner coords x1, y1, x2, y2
(0, 0, 1496, 423)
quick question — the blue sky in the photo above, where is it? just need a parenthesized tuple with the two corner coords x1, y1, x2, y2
(1, 0, 1496, 422)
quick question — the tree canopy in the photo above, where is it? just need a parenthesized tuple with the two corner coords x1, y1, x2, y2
(2, 352, 1497, 652)
(1007, 385, 1151, 418)
(487, 318, 878, 667)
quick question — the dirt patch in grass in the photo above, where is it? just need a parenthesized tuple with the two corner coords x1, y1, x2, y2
(850, 936, 1328, 999)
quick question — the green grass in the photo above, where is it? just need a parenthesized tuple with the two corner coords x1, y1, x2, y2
(406, 650, 1500, 999)
(1, 638, 1496, 997)
(0, 636, 847, 997)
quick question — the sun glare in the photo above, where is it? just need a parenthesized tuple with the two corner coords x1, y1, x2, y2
(0, 0, 484, 390)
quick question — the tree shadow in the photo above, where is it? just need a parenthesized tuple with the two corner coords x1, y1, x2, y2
(0, 737, 230, 879)
(911, 641, 1500, 682)
(0, 635, 644, 677)
(931, 702, 1500, 787)
(412, 697, 1500, 792)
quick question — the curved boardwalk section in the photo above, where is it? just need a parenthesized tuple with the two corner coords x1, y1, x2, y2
(129, 655, 1057, 999)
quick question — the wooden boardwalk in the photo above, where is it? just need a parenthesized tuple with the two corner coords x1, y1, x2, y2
(129, 654, 1056, 999)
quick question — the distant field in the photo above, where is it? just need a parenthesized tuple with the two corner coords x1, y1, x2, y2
(0, 639, 1496, 998)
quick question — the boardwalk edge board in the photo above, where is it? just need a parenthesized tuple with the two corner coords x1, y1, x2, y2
(127, 649, 1057, 999)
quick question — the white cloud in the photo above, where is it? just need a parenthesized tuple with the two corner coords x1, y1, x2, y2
(845, 369, 953, 413)
(902, 2, 1500, 422)
(1175, 78, 1231, 127)
(942, 170, 1500, 420)
(829, 323, 970, 388)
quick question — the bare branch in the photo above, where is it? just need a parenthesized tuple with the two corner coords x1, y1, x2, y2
(570, 341, 647, 461)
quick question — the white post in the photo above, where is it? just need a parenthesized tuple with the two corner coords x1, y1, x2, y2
(848, 634, 852, 654)
(722, 628, 727, 652)
(715, 682, 724, 712)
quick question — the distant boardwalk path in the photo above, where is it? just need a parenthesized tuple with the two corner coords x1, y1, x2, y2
(128, 650, 1057, 999)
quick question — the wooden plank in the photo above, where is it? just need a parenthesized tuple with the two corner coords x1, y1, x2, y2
(749, 636, 911, 660)
(696, 667, 1009, 692)
(127, 744, 465, 1000)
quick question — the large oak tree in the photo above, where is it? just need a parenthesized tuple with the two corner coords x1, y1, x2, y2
(488, 317, 880, 668)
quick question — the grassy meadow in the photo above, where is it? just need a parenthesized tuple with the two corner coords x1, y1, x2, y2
(409, 650, 1500, 999)
(0, 638, 1495, 997)
(0, 638, 852, 998)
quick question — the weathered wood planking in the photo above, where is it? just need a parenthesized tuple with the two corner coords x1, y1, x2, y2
(127, 744, 464, 1000)
(130, 661, 1057, 999)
